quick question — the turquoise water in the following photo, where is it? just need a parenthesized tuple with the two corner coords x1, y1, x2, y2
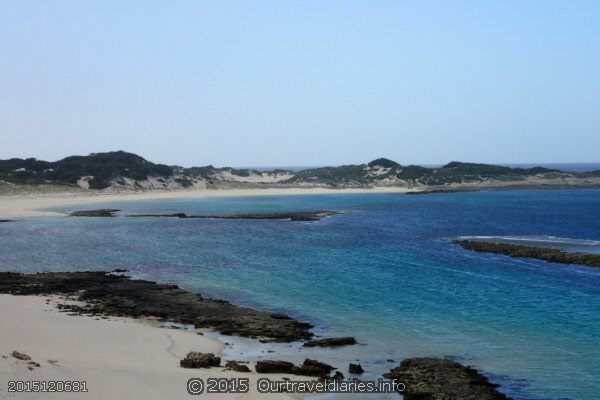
(1, 190, 599, 399)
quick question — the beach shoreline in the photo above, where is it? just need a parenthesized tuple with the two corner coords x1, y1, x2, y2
(2, 181, 598, 219)
(0, 186, 383, 399)
(0, 188, 552, 400)
(0, 187, 412, 218)
(0, 293, 311, 400)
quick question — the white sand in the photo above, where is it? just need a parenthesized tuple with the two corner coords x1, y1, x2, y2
(0, 187, 411, 218)
(0, 294, 311, 400)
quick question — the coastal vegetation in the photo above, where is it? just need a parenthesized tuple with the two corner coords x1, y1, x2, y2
(1, 151, 599, 191)
(0, 151, 172, 189)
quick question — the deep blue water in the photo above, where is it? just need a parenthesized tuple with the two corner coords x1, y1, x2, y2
(1, 190, 599, 400)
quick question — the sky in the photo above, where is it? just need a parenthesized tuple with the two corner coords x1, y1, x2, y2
(1, 1, 599, 167)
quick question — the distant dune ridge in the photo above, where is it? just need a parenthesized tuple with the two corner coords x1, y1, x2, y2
(1, 151, 599, 191)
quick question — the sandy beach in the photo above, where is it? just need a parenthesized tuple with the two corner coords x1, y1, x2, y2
(0, 294, 311, 400)
(0, 186, 407, 399)
(0, 186, 411, 218)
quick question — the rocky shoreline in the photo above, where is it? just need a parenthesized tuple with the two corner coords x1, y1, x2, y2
(456, 240, 600, 268)
(384, 357, 512, 400)
(0, 271, 517, 399)
(0, 271, 313, 342)
(176, 352, 512, 399)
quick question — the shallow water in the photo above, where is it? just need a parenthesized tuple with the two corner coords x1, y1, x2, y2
(1, 189, 599, 400)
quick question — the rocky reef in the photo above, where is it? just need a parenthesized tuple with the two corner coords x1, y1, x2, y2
(255, 359, 335, 378)
(384, 357, 511, 400)
(406, 188, 476, 195)
(128, 210, 341, 221)
(303, 336, 357, 347)
(69, 209, 340, 221)
(0, 271, 313, 342)
(456, 240, 600, 268)
(68, 209, 121, 217)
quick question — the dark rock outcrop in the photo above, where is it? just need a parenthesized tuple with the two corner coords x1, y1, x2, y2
(225, 361, 251, 372)
(406, 189, 475, 195)
(255, 359, 336, 377)
(332, 371, 345, 381)
(304, 336, 357, 347)
(204, 211, 340, 222)
(255, 360, 296, 374)
(384, 357, 511, 400)
(68, 209, 120, 217)
(291, 359, 335, 377)
(0, 271, 313, 342)
(12, 351, 31, 361)
(456, 240, 600, 268)
(126, 211, 340, 222)
(348, 363, 364, 374)
(127, 213, 188, 218)
(180, 352, 221, 368)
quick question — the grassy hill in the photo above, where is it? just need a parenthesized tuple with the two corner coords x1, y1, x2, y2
(0, 151, 173, 189)
(286, 158, 564, 186)
(0, 152, 595, 190)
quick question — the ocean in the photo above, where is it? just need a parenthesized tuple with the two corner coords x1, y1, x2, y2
(1, 189, 599, 400)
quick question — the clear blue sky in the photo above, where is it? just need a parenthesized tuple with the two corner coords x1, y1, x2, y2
(1, 1, 599, 167)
